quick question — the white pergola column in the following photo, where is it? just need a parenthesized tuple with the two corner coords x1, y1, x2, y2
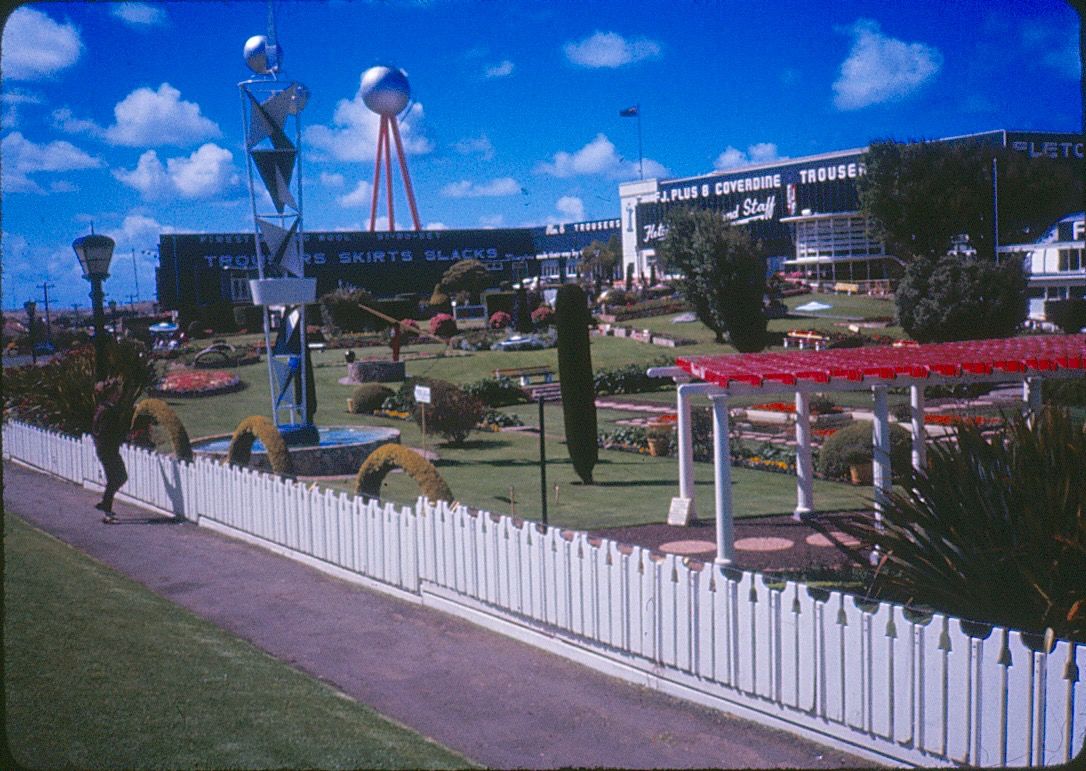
(793, 390, 813, 520)
(675, 381, 695, 509)
(871, 385, 891, 524)
(909, 384, 926, 473)
(710, 393, 735, 566)
(1023, 377, 1043, 425)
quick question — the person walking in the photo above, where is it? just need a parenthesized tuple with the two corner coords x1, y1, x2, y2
(91, 377, 129, 523)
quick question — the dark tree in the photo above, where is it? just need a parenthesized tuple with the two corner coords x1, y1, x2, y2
(895, 253, 1028, 342)
(859, 139, 1083, 263)
(655, 207, 767, 352)
(439, 259, 490, 302)
(579, 235, 622, 285)
(555, 284, 598, 484)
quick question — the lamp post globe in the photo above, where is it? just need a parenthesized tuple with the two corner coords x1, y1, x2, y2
(72, 233, 115, 383)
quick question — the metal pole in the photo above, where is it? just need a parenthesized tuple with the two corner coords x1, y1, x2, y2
(636, 104, 644, 180)
(39, 282, 54, 344)
(538, 396, 548, 526)
(131, 249, 141, 306)
(90, 277, 108, 382)
(992, 157, 999, 259)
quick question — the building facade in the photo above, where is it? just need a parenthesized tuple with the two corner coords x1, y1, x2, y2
(156, 220, 621, 313)
(998, 212, 1085, 322)
(619, 130, 1084, 283)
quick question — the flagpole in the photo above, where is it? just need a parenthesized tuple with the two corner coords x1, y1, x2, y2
(636, 103, 643, 180)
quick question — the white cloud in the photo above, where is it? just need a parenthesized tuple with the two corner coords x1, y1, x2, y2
(713, 142, 785, 170)
(426, 222, 448, 230)
(1, 8, 82, 81)
(111, 2, 168, 28)
(100, 83, 221, 146)
(105, 213, 173, 247)
(305, 73, 432, 162)
(556, 196, 586, 222)
(536, 133, 667, 180)
(833, 19, 942, 110)
(50, 107, 104, 136)
(112, 143, 236, 199)
(2, 88, 43, 127)
(479, 214, 504, 228)
(564, 31, 661, 68)
(485, 60, 515, 78)
(338, 180, 374, 207)
(1, 131, 103, 193)
(440, 177, 521, 198)
(453, 134, 495, 161)
(320, 172, 345, 188)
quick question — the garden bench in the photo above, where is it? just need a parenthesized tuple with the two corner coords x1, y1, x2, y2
(494, 365, 554, 386)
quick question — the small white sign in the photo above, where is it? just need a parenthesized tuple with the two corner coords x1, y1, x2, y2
(414, 385, 432, 404)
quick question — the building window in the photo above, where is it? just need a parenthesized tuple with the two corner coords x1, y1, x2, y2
(1058, 248, 1083, 272)
(229, 277, 252, 302)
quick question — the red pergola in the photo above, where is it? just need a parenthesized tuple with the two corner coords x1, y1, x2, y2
(676, 334, 1086, 390)
(651, 334, 1086, 566)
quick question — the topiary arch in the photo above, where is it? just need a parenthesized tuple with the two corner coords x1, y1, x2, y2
(227, 415, 294, 475)
(354, 444, 453, 503)
(131, 398, 193, 462)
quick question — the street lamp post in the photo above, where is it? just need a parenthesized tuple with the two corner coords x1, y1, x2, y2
(72, 232, 115, 383)
(24, 300, 37, 365)
(108, 299, 118, 340)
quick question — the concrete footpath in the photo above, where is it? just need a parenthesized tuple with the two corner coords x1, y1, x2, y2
(3, 461, 864, 769)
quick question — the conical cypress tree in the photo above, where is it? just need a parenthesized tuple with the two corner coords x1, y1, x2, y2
(555, 284, 597, 484)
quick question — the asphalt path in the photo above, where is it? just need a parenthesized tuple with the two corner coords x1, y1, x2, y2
(3, 461, 866, 769)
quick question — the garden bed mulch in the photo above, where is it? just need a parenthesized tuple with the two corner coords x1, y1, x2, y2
(589, 511, 867, 574)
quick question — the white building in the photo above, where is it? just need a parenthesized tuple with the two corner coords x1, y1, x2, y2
(998, 212, 1085, 322)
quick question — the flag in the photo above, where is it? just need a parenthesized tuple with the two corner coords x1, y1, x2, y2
(619, 105, 639, 117)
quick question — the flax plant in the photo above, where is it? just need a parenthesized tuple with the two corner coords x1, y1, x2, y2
(818, 408, 1086, 641)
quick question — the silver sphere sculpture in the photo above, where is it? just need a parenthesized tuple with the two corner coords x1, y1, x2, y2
(244, 35, 281, 74)
(360, 66, 410, 116)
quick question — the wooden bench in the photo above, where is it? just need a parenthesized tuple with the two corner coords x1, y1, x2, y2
(494, 366, 554, 386)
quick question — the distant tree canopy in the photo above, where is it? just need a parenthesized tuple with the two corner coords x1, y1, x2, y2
(895, 252, 1028, 343)
(439, 259, 490, 302)
(858, 139, 1083, 262)
(655, 207, 767, 351)
(579, 235, 622, 282)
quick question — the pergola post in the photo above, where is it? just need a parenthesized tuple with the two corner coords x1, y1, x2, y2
(709, 394, 734, 566)
(871, 385, 891, 523)
(793, 390, 813, 520)
(671, 381, 696, 523)
(1023, 376, 1043, 425)
(909, 384, 926, 473)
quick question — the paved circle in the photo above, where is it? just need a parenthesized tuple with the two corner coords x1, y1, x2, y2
(805, 531, 860, 548)
(657, 539, 716, 555)
(734, 536, 794, 552)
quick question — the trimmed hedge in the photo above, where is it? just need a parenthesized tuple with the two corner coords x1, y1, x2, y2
(226, 415, 293, 475)
(354, 443, 453, 503)
(349, 384, 394, 414)
(462, 377, 530, 407)
(816, 420, 911, 480)
(555, 284, 597, 484)
(130, 398, 193, 461)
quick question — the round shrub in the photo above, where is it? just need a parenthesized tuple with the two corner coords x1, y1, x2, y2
(489, 311, 512, 330)
(414, 379, 483, 445)
(429, 313, 458, 339)
(349, 384, 393, 414)
(531, 305, 555, 327)
(816, 420, 912, 480)
(131, 398, 193, 461)
(354, 443, 453, 503)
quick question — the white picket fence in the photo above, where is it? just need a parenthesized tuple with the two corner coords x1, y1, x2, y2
(3, 419, 1082, 768)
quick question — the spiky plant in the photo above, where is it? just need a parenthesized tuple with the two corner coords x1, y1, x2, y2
(818, 408, 1086, 641)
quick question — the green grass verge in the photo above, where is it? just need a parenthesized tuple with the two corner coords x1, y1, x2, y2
(3, 512, 475, 770)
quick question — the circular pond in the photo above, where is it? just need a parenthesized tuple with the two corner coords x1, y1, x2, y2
(192, 425, 400, 477)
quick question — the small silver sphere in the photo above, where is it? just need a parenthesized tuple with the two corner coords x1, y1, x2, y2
(244, 35, 270, 73)
(360, 66, 410, 116)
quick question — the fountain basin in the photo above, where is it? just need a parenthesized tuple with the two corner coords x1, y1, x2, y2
(192, 425, 400, 476)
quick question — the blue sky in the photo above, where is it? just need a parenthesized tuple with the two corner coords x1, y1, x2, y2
(1, 0, 1081, 311)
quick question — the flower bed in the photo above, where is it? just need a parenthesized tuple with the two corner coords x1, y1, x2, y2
(151, 368, 243, 397)
(925, 414, 1003, 427)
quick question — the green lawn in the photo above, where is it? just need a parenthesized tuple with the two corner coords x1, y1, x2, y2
(3, 512, 474, 770)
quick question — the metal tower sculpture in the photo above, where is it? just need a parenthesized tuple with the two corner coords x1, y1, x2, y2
(360, 66, 422, 232)
(239, 27, 318, 443)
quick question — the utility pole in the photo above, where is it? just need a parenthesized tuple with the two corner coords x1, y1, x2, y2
(126, 293, 138, 310)
(38, 281, 55, 344)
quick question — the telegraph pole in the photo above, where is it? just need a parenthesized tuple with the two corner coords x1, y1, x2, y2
(38, 281, 55, 344)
